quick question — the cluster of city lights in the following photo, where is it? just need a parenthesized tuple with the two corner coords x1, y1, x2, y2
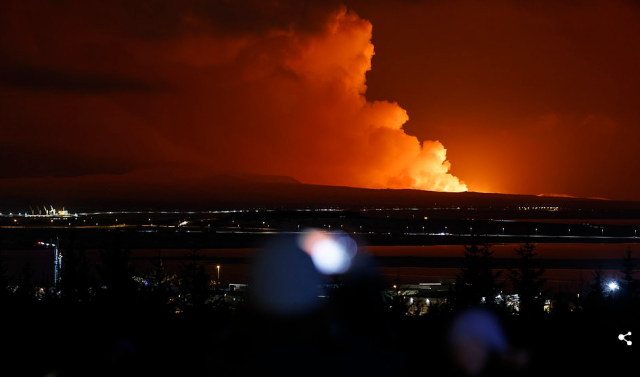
(517, 206, 560, 211)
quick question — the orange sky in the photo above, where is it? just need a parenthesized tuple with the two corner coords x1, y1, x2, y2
(353, 0, 640, 200)
(1, 0, 639, 202)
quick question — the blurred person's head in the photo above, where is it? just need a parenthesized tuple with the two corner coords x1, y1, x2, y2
(447, 307, 509, 376)
(447, 306, 531, 376)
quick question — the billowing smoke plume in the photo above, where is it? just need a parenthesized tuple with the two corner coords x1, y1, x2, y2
(0, 1, 466, 192)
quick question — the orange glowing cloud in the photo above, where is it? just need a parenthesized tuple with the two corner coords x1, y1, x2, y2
(0, 1, 466, 194)
(168, 6, 468, 192)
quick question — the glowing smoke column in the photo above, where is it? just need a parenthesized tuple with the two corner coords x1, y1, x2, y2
(275, 8, 468, 192)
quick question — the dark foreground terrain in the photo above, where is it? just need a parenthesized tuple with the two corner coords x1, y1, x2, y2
(3, 290, 637, 377)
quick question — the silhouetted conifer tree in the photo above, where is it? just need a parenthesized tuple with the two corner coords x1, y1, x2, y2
(98, 243, 137, 305)
(453, 244, 502, 310)
(142, 251, 174, 313)
(508, 242, 548, 316)
(584, 266, 607, 316)
(616, 247, 640, 326)
(59, 243, 94, 303)
(179, 248, 212, 312)
(619, 247, 639, 302)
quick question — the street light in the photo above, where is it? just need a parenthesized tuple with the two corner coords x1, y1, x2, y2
(216, 265, 220, 282)
(38, 238, 61, 287)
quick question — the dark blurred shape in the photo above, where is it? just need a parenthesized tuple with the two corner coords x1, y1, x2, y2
(110, 338, 136, 364)
(447, 307, 530, 376)
(249, 234, 324, 317)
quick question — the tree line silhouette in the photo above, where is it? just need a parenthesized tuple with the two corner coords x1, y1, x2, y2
(1, 231, 638, 319)
(412, 241, 639, 322)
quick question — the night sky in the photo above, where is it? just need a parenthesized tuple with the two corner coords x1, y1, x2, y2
(1, 0, 639, 202)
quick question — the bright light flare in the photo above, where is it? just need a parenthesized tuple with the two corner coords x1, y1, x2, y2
(607, 281, 619, 291)
(298, 229, 358, 275)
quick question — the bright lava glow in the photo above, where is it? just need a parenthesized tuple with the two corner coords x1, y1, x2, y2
(607, 281, 619, 291)
(298, 229, 357, 275)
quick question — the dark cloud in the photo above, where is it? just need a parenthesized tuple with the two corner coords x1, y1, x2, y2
(0, 145, 136, 179)
(191, 0, 346, 36)
(0, 64, 168, 92)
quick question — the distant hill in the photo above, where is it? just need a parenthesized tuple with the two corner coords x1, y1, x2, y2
(192, 173, 301, 186)
(191, 182, 640, 214)
(1, 170, 639, 214)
